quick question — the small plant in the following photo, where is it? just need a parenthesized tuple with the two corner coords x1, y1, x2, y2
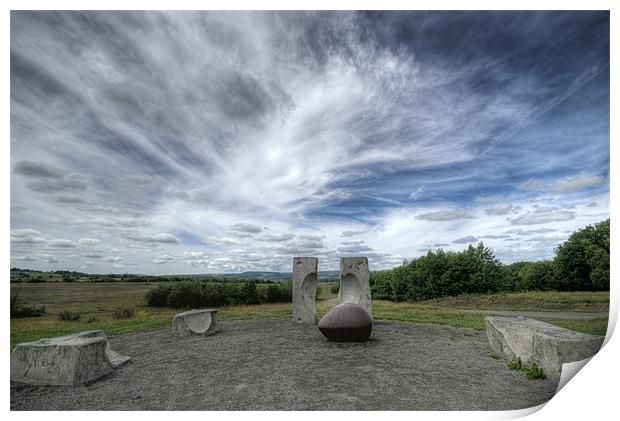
(507, 357, 522, 370)
(10, 294, 46, 318)
(112, 306, 136, 319)
(330, 283, 340, 294)
(524, 362, 546, 380)
(57, 311, 81, 322)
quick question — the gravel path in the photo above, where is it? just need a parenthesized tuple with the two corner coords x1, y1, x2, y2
(11, 319, 558, 410)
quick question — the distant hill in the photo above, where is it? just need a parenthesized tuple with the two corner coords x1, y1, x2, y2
(11, 268, 341, 283)
(181, 270, 341, 282)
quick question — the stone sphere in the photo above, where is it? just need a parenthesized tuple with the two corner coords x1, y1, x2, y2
(318, 303, 372, 342)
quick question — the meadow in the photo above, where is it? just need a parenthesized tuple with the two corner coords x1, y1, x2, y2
(10, 282, 609, 349)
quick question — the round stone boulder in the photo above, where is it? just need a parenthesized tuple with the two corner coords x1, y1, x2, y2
(318, 303, 372, 342)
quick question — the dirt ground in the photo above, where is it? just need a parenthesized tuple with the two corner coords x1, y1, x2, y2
(10, 319, 558, 410)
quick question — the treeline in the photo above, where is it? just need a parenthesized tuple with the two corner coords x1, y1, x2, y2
(145, 281, 292, 309)
(371, 219, 610, 302)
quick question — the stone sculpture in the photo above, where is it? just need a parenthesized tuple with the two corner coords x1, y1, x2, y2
(339, 257, 373, 319)
(172, 309, 218, 336)
(292, 257, 318, 324)
(318, 303, 372, 342)
(10, 330, 131, 386)
(485, 316, 604, 381)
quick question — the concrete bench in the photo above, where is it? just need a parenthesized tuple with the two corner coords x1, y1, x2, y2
(172, 309, 218, 336)
(485, 316, 604, 381)
(10, 330, 131, 386)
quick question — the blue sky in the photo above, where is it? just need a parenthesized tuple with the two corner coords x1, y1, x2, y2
(10, 11, 609, 274)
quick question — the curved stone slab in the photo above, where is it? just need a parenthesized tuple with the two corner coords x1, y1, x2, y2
(485, 316, 604, 381)
(339, 257, 373, 319)
(318, 303, 372, 342)
(10, 330, 131, 386)
(172, 309, 218, 336)
(292, 257, 318, 324)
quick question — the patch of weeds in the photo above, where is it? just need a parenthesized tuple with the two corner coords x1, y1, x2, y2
(524, 362, 546, 380)
(57, 311, 82, 322)
(10, 294, 46, 318)
(112, 306, 136, 319)
(85, 315, 98, 323)
(507, 357, 522, 370)
(507, 357, 546, 380)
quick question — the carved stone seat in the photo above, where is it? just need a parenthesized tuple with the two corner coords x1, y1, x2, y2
(172, 309, 218, 336)
(485, 316, 604, 381)
(10, 330, 131, 386)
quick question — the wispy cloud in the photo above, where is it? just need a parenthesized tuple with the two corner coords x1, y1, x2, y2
(10, 11, 609, 272)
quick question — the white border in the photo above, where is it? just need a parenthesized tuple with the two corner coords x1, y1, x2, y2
(3, 2, 616, 420)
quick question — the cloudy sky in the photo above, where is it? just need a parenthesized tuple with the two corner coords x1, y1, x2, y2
(10, 11, 609, 274)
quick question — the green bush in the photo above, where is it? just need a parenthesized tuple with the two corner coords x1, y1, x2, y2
(259, 283, 292, 303)
(112, 306, 136, 319)
(330, 283, 340, 294)
(10, 294, 46, 318)
(166, 281, 205, 309)
(145, 283, 173, 307)
(58, 311, 81, 322)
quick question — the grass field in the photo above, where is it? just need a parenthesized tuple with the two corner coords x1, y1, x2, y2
(10, 283, 609, 349)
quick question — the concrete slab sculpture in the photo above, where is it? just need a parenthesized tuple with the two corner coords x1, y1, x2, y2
(318, 303, 372, 342)
(292, 257, 318, 324)
(172, 309, 218, 336)
(10, 330, 131, 386)
(339, 257, 373, 319)
(485, 316, 604, 381)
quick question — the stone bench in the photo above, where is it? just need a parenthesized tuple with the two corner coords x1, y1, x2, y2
(485, 316, 604, 381)
(10, 330, 131, 386)
(172, 309, 218, 336)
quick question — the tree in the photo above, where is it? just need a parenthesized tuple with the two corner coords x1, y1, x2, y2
(554, 219, 609, 291)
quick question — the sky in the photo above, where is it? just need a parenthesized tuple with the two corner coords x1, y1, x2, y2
(10, 11, 610, 274)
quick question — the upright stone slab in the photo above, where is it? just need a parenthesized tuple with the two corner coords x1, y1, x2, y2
(292, 257, 318, 324)
(339, 257, 373, 319)
(485, 316, 604, 381)
(172, 309, 218, 336)
(10, 330, 131, 386)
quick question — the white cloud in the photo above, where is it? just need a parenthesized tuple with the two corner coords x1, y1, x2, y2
(552, 175, 605, 193)
(453, 235, 478, 244)
(79, 238, 100, 246)
(484, 203, 514, 215)
(517, 178, 547, 191)
(417, 210, 474, 221)
(48, 239, 78, 248)
(510, 209, 575, 225)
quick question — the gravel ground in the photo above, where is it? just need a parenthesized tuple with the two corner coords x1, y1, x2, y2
(11, 319, 558, 410)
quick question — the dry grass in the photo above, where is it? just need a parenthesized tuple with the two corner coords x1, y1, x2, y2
(10, 283, 609, 349)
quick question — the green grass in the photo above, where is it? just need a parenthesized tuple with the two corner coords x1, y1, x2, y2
(539, 318, 609, 336)
(10, 283, 609, 350)
(422, 291, 609, 312)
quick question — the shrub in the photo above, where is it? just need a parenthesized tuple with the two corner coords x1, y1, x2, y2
(145, 283, 173, 307)
(167, 282, 205, 309)
(10, 294, 46, 318)
(202, 283, 230, 307)
(524, 362, 546, 380)
(58, 311, 81, 322)
(259, 283, 292, 303)
(507, 358, 522, 370)
(238, 282, 260, 305)
(112, 306, 136, 319)
(330, 283, 340, 294)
